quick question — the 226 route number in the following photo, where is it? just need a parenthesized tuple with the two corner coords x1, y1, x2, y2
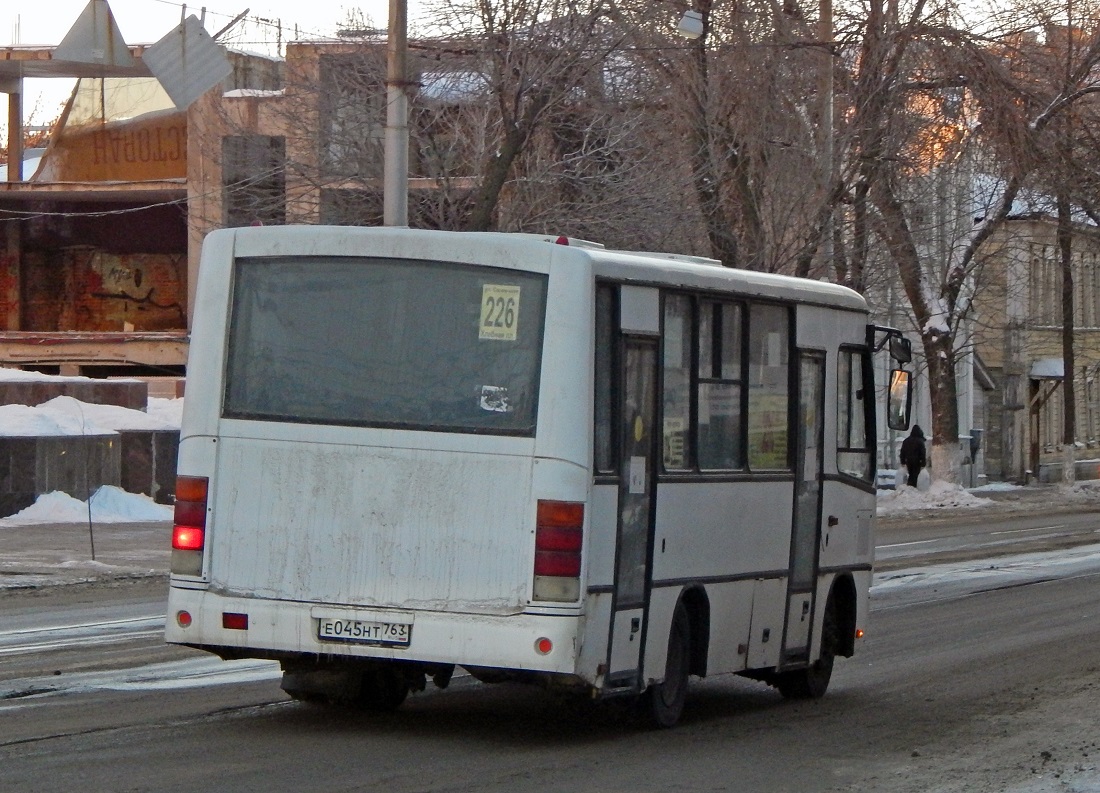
(480, 284, 521, 341)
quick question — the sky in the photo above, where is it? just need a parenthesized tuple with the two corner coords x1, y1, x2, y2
(2, 0, 402, 135)
(6, 0, 391, 47)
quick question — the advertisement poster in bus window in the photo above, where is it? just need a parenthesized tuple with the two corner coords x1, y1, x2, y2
(663, 417, 686, 468)
(480, 284, 521, 340)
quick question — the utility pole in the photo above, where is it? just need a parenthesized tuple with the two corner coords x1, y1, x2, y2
(383, 0, 409, 226)
(818, 0, 834, 275)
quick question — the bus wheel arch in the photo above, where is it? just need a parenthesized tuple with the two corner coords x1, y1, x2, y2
(646, 600, 691, 728)
(830, 574, 858, 658)
(679, 585, 710, 677)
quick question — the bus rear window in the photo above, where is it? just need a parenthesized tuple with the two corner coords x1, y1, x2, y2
(223, 256, 547, 435)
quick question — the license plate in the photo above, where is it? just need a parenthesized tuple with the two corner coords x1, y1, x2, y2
(317, 617, 411, 646)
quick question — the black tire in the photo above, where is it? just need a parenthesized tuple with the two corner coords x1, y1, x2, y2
(647, 602, 691, 728)
(283, 688, 329, 705)
(775, 594, 838, 700)
(358, 667, 410, 711)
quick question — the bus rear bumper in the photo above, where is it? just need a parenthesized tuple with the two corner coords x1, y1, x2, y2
(164, 586, 585, 678)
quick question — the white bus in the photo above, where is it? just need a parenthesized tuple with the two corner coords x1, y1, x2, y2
(165, 226, 910, 727)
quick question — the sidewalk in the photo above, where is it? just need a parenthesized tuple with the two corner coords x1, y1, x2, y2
(876, 480, 1100, 526)
(1, 483, 1097, 590)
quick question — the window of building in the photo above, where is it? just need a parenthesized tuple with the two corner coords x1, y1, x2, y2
(1081, 253, 1099, 329)
(319, 53, 386, 179)
(1030, 245, 1061, 326)
(1087, 367, 1100, 445)
(223, 135, 286, 227)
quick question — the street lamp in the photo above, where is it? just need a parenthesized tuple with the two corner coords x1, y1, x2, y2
(677, 10, 705, 39)
(675, 3, 834, 273)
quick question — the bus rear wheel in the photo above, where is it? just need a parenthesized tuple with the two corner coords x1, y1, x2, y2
(646, 602, 691, 728)
(774, 594, 838, 700)
(358, 667, 410, 711)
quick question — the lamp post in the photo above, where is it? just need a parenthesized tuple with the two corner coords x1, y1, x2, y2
(383, 0, 409, 226)
(677, 2, 835, 272)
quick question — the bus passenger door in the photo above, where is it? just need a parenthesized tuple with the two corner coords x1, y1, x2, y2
(607, 338, 658, 687)
(783, 352, 825, 664)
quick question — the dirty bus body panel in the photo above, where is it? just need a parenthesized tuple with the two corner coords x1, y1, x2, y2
(166, 226, 878, 726)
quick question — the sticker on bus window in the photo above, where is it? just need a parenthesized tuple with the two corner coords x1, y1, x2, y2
(629, 456, 646, 494)
(480, 284, 521, 341)
(479, 385, 513, 413)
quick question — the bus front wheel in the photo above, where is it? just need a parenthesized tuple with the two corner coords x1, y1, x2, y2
(647, 602, 691, 728)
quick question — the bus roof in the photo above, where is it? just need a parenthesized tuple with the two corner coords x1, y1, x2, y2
(583, 246, 868, 313)
(212, 226, 868, 314)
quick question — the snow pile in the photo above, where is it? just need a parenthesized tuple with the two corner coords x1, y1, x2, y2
(0, 403, 117, 436)
(0, 394, 182, 437)
(0, 486, 173, 525)
(38, 395, 177, 431)
(878, 479, 995, 514)
(146, 397, 184, 429)
(970, 481, 1023, 493)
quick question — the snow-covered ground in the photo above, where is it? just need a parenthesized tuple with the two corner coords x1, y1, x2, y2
(0, 368, 182, 526)
(0, 485, 173, 526)
(878, 476, 1100, 515)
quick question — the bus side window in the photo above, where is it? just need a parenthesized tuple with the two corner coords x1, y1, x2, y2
(696, 300, 743, 470)
(594, 285, 617, 474)
(747, 303, 790, 470)
(837, 348, 873, 481)
(662, 294, 693, 470)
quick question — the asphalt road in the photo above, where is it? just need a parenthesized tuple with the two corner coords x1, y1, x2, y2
(875, 508, 1100, 569)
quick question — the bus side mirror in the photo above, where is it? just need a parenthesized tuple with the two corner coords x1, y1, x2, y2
(889, 336, 912, 364)
(887, 369, 912, 431)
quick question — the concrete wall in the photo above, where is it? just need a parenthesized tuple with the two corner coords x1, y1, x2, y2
(0, 380, 147, 410)
(0, 434, 121, 517)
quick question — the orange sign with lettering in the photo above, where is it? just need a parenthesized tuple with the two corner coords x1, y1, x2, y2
(39, 111, 187, 182)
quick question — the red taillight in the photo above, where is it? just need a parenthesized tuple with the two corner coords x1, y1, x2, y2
(172, 475, 208, 553)
(535, 525, 583, 552)
(175, 475, 208, 504)
(172, 525, 205, 551)
(537, 500, 584, 529)
(222, 612, 249, 631)
(534, 550, 582, 577)
(534, 500, 583, 578)
(173, 500, 206, 529)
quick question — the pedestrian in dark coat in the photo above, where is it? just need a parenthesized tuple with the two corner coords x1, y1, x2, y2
(899, 425, 927, 488)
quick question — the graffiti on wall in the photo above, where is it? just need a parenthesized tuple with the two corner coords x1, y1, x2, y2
(80, 251, 187, 331)
(0, 253, 19, 330)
